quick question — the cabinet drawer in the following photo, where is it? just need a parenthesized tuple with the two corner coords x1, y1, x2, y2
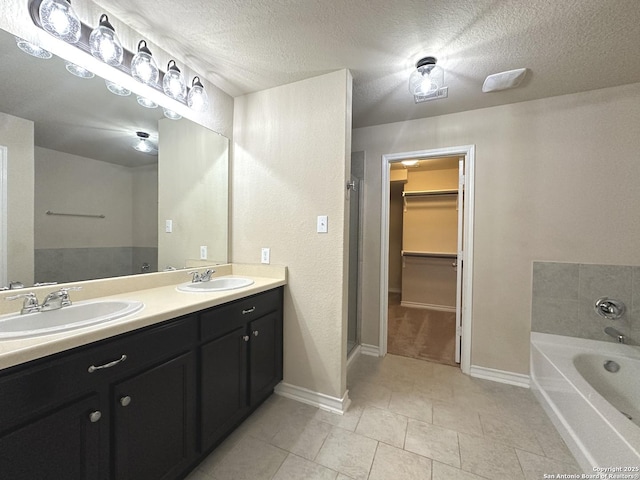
(0, 316, 196, 432)
(200, 288, 282, 341)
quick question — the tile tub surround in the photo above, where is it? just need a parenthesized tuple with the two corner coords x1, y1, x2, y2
(532, 262, 639, 344)
(185, 354, 581, 480)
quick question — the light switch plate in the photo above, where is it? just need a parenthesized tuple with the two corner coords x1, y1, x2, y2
(200, 246, 207, 260)
(317, 215, 328, 233)
(261, 247, 270, 264)
(165, 220, 173, 233)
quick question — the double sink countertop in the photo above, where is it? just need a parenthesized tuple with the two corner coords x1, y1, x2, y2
(0, 263, 287, 371)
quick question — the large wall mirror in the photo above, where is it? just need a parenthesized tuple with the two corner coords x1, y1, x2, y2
(0, 27, 228, 287)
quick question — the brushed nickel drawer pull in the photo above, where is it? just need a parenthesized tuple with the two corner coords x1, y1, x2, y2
(242, 335, 250, 342)
(242, 307, 256, 315)
(88, 410, 102, 423)
(88, 354, 127, 373)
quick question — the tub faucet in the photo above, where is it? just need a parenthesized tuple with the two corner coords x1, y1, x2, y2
(604, 326, 626, 344)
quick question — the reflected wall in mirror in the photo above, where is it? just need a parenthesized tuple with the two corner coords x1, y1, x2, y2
(0, 28, 228, 287)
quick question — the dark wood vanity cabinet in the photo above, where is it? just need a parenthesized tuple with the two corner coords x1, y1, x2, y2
(0, 286, 283, 480)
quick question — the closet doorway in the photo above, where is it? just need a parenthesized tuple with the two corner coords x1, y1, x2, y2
(380, 146, 475, 374)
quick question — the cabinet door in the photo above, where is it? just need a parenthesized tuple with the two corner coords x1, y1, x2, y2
(0, 394, 103, 480)
(249, 311, 283, 406)
(113, 352, 195, 480)
(200, 325, 248, 451)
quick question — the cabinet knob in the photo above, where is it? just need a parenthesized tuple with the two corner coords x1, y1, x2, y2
(89, 410, 102, 423)
(120, 395, 132, 407)
(252, 330, 259, 337)
(242, 335, 250, 342)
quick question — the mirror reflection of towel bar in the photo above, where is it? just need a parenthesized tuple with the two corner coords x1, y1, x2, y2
(46, 210, 105, 219)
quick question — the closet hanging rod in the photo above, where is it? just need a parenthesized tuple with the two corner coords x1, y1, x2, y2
(402, 189, 458, 197)
(402, 251, 457, 258)
(46, 210, 105, 219)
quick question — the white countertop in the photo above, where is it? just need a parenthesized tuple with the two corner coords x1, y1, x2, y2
(0, 264, 286, 371)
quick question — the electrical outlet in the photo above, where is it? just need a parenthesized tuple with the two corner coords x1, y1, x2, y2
(165, 220, 173, 233)
(200, 246, 207, 260)
(261, 248, 270, 264)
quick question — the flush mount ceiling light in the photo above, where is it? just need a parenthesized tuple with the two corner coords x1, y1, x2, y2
(137, 95, 157, 109)
(187, 76, 209, 112)
(409, 56, 444, 97)
(131, 40, 159, 86)
(15, 37, 52, 59)
(163, 60, 187, 102)
(89, 14, 123, 66)
(37, 0, 81, 44)
(133, 131, 158, 154)
(401, 160, 419, 167)
(65, 61, 94, 78)
(163, 107, 182, 120)
(105, 79, 130, 96)
(482, 68, 527, 93)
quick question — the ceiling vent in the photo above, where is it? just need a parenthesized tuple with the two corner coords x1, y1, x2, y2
(482, 68, 527, 93)
(414, 86, 448, 104)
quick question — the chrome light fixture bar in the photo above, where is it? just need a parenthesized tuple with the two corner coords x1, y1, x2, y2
(28, 0, 209, 112)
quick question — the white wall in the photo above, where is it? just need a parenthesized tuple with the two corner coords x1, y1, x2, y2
(353, 82, 640, 375)
(232, 70, 353, 400)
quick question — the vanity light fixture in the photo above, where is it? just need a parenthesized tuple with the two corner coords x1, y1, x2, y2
(131, 40, 159, 86)
(37, 0, 81, 44)
(105, 79, 131, 96)
(162, 107, 182, 120)
(15, 37, 52, 59)
(65, 61, 94, 78)
(409, 56, 444, 98)
(89, 14, 123, 66)
(163, 60, 187, 102)
(136, 95, 157, 109)
(133, 131, 158, 154)
(187, 76, 209, 112)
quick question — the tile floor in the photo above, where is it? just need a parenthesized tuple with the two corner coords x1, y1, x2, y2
(186, 353, 582, 480)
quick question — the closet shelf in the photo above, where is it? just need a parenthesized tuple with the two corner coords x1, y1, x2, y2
(402, 189, 458, 197)
(402, 251, 457, 258)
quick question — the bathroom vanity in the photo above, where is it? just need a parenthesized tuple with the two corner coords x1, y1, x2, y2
(0, 267, 284, 480)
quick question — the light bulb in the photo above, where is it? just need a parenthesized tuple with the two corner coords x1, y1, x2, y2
(187, 76, 209, 111)
(131, 40, 159, 86)
(162, 60, 187, 101)
(39, 0, 81, 44)
(89, 14, 123, 66)
(419, 73, 437, 96)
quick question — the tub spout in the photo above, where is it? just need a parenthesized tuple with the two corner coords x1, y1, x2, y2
(604, 327, 626, 344)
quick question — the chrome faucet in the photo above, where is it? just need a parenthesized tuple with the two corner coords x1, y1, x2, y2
(604, 326, 626, 344)
(188, 269, 215, 283)
(6, 292, 41, 314)
(6, 287, 82, 314)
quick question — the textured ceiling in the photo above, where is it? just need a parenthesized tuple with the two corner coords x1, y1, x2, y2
(92, 0, 640, 128)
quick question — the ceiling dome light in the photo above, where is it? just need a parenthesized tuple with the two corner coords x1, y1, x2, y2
(38, 0, 81, 44)
(408, 56, 444, 97)
(105, 80, 130, 96)
(65, 61, 94, 78)
(162, 107, 182, 120)
(136, 95, 157, 109)
(162, 60, 187, 102)
(89, 14, 123, 66)
(131, 40, 159, 86)
(133, 131, 157, 154)
(187, 76, 209, 111)
(15, 37, 52, 59)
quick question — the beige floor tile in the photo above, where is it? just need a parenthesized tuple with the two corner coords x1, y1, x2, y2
(202, 435, 287, 480)
(516, 449, 583, 480)
(432, 402, 483, 436)
(354, 406, 408, 448)
(336, 475, 355, 480)
(348, 380, 392, 409)
(272, 454, 339, 480)
(388, 390, 433, 423)
(183, 468, 214, 480)
(368, 443, 432, 480)
(404, 418, 461, 468)
(270, 417, 334, 460)
(315, 427, 378, 480)
(413, 376, 456, 401)
(313, 403, 364, 432)
(458, 433, 525, 480)
(480, 413, 544, 455)
(432, 461, 490, 480)
(532, 422, 578, 465)
(239, 395, 317, 442)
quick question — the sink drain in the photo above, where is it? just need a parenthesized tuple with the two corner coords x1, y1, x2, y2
(603, 360, 620, 373)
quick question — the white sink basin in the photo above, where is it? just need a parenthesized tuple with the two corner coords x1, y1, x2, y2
(0, 300, 144, 339)
(177, 276, 254, 293)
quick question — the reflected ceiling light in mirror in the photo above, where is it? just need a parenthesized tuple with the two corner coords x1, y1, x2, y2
(105, 80, 130, 96)
(65, 61, 94, 78)
(131, 40, 159, 86)
(133, 131, 158, 154)
(163, 107, 182, 120)
(37, 0, 81, 44)
(136, 95, 157, 109)
(163, 60, 187, 102)
(89, 14, 123, 66)
(15, 37, 52, 59)
(408, 56, 443, 97)
(187, 76, 209, 112)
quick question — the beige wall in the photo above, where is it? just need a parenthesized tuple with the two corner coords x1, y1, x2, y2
(353, 82, 640, 375)
(232, 70, 352, 400)
(132, 164, 158, 248)
(0, 112, 34, 285)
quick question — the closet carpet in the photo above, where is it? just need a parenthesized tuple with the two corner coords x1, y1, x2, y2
(387, 293, 457, 366)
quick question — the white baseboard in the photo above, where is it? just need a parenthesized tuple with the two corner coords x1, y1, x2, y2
(400, 301, 456, 312)
(388, 287, 401, 294)
(360, 343, 380, 357)
(347, 344, 361, 369)
(469, 365, 530, 388)
(274, 382, 351, 415)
